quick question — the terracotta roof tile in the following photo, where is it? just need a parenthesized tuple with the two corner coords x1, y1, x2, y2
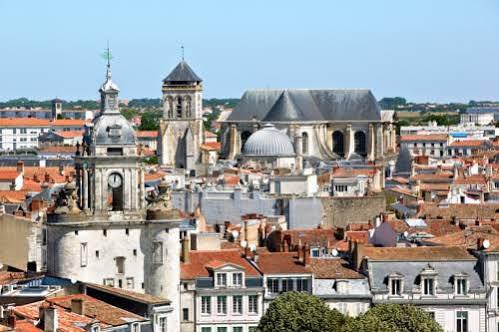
(47, 294, 145, 326)
(14, 320, 43, 332)
(417, 203, 499, 220)
(56, 131, 84, 139)
(256, 252, 310, 274)
(309, 258, 364, 279)
(454, 175, 487, 185)
(363, 245, 474, 261)
(0, 118, 50, 127)
(0, 170, 21, 181)
(449, 140, 488, 147)
(38, 146, 76, 154)
(181, 249, 261, 279)
(85, 283, 169, 305)
(136, 131, 158, 138)
(282, 228, 339, 248)
(400, 134, 448, 142)
(0, 190, 30, 203)
(200, 142, 221, 151)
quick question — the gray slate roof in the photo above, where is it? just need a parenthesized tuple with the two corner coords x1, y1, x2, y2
(368, 260, 484, 294)
(163, 61, 202, 83)
(227, 89, 381, 122)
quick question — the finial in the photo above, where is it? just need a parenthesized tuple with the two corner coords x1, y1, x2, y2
(181, 44, 184, 61)
(101, 42, 113, 80)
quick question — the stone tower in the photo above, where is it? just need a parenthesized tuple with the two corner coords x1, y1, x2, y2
(51, 98, 63, 119)
(158, 60, 203, 172)
(47, 59, 182, 332)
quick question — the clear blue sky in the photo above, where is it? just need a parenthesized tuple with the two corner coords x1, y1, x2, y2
(1, 0, 498, 102)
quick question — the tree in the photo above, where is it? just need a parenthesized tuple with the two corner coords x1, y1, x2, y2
(355, 304, 443, 332)
(342, 314, 392, 332)
(139, 110, 162, 130)
(258, 292, 345, 332)
(120, 108, 138, 121)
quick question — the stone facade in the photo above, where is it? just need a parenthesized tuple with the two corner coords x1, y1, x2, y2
(158, 61, 204, 171)
(320, 194, 386, 228)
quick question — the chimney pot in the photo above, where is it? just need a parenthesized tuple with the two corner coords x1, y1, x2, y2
(44, 305, 58, 332)
(71, 298, 85, 315)
(181, 236, 190, 263)
(8, 313, 16, 328)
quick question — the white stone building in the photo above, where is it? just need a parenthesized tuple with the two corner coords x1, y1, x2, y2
(461, 111, 495, 126)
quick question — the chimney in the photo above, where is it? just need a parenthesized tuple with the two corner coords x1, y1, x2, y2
(71, 298, 85, 315)
(9, 181, 15, 191)
(8, 313, 16, 329)
(353, 241, 365, 271)
(302, 244, 310, 266)
(44, 305, 58, 332)
(44, 173, 51, 183)
(475, 218, 481, 227)
(59, 164, 65, 176)
(181, 236, 190, 263)
(297, 244, 302, 262)
(477, 238, 484, 250)
(275, 230, 283, 252)
(283, 240, 289, 252)
(16, 161, 24, 174)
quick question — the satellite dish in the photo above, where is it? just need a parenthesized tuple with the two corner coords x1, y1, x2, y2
(249, 244, 257, 251)
(70, 278, 77, 284)
(332, 249, 338, 257)
(403, 231, 409, 238)
(483, 239, 491, 249)
(231, 230, 239, 239)
(240, 240, 248, 248)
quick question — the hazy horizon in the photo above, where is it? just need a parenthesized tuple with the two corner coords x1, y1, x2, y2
(1, 0, 498, 103)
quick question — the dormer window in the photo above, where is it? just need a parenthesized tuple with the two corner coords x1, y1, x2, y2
(454, 273, 469, 296)
(423, 278, 435, 295)
(108, 124, 122, 138)
(421, 265, 437, 296)
(216, 273, 227, 287)
(388, 272, 404, 296)
(232, 272, 243, 287)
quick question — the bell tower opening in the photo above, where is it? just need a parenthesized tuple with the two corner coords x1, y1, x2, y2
(108, 173, 124, 211)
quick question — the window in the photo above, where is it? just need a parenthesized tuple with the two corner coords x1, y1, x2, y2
(126, 277, 134, 289)
(332, 131, 344, 157)
(103, 278, 114, 287)
(423, 278, 435, 295)
(133, 249, 137, 256)
(125, 228, 129, 235)
(248, 295, 258, 314)
(95, 250, 99, 258)
(158, 317, 167, 332)
(311, 248, 320, 257)
(428, 312, 435, 320)
(118, 279, 123, 288)
(390, 279, 402, 296)
(80, 243, 88, 267)
(249, 328, 257, 332)
(103, 229, 107, 237)
(354, 131, 367, 156)
(217, 328, 227, 332)
(296, 279, 309, 292)
(232, 272, 243, 287)
(232, 328, 242, 332)
(153, 242, 163, 264)
(131, 323, 139, 332)
(115, 257, 125, 274)
(217, 296, 227, 314)
(455, 278, 467, 295)
(456, 311, 468, 332)
(176, 97, 183, 118)
(91, 325, 99, 332)
(302, 132, 308, 155)
(335, 185, 347, 192)
(216, 273, 227, 287)
(267, 278, 279, 294)
(201, 328, 211, 332)
(201, 296, 211, 314)
(232, 295, 242, 314)
(182, 308, 189, 321)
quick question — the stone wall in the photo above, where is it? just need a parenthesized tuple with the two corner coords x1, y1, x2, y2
(320, 194, 386, 228)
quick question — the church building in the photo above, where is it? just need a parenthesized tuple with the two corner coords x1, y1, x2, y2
(158, 60, 204, 172)
(46, 58, 182, 332)
(221, 89, 396, 163)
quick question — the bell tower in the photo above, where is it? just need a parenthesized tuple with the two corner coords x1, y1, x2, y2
(158, 57, 203, 171)
(76, 51, 145, 214)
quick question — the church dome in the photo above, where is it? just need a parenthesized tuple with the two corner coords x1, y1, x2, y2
(92, 113, 137, 146)
(243, 124, 295, 157)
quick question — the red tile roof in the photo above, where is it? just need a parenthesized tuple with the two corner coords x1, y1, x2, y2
(136, 131, 158, 138)
(47, 294, 145, 326)
(0, 170, 21, 181)
(56, 131, 84, 139)
(200, 142, 221, 151)
(51, 119, 87, 127)
(362, 245, 474, 261)
(181, 249, 261, 279)
(39, 146, 76, 154)
(309, 258, 364, 279)
(0, 118, 50, 127)
(332, 167, 374, 177)
(449, 140, 488, 147)
(204, 131, 217, 138)
(256, 252, 310, 274)
(454, 175, 487, 185)
(0, 190, 30, 203)
(400, 134, 448, 142)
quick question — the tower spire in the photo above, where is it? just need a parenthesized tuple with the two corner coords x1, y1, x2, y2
(102, 42, 113, 81)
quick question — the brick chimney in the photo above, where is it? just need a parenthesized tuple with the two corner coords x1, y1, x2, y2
(71, 298, 84, 315)
(352, 241, 365, 271)
(302, 244, 310, 266)
(8, 313, 16, 329)
(16, 161, 24, 174)
(477, 238, 484, 250)
(44, 173, 51, 183)
(181, 236, 190, 263)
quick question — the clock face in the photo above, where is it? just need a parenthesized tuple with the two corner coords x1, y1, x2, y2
(108, 173, 122, 188)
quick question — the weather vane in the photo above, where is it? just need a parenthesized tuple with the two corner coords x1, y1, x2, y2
(101, 41, 113, 66)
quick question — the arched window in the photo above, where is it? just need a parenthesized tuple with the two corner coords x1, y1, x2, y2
(241, 131, 252, 148)
(186, 97, 192, 118)
(354, 131, 367, 157)
(167, 97, 173, 118)
(176, 97, 183, 118)
(302, 132, 308, 155)
(332, 131, 344, 157)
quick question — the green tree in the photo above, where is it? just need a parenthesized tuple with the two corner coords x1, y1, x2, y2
(258, 292, 345, 332)
(139, 110, 162, 130)
(342, 314, 392, 332)
(121, 108, 138, 121)
(356, 304, 443, 332)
